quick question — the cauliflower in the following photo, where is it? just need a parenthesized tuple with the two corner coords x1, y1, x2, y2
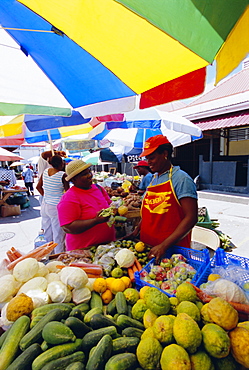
(6, 293, 33, 321)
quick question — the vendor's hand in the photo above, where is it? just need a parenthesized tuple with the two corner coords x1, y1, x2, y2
(148, 244, 168, 264)
(95, 210, 111, 224)
(120, 227, 140, 241)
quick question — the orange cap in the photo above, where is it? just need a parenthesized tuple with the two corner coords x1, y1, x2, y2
(140, 135, 170, 157)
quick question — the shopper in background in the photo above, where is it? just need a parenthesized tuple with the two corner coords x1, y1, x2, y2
(37, 150, 67, 178)
(133, 160, 153, 195)
(36, 155, 69, 254)
(22, 165, 34, 196)
(130, 135, 198, 262)
(57, 159, 115, 251)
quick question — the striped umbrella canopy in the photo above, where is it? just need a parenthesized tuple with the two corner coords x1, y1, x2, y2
(89, 107, 203, 149)
(0, 113, 92, 144)
(0, 0, 248, 117)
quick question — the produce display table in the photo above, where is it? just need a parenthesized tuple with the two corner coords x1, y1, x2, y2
(0, 188, 27, 207)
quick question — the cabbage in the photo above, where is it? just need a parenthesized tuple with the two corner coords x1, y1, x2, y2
(114, 249, 135, 268)
(34, 262, 49, 277)
(13, 258, 39, 282)
(46, 260, 65, 273)
(72, 287, 91, 304)
(60, 267, 88, 289)
(46, 272, 61, 284)
(85, 278, 96, 291)
(46, 281, 68, 303)
(18, 277, 48, 295)
(0, 275, 17, 302)
(213, 278, 248, 303)
(30, 292, 50, 308)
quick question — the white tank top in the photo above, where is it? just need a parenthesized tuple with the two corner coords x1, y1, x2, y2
(43, 168, 65, 205)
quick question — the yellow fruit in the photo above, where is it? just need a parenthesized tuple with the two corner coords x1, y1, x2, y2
(207, 297, 238, 331)
(189, 350, 213, 370)
(120, 276, 131, 289)
(111, 267, 123, 278)
(153, 315, 174, 345)
(229, 326, 249, 368)
(131, 299, 147, 322)
(139, 286, 150, 300)
(176, 301, 200, 322)
(137, 337, 163, 370)
(93, 277, 107, 293)
(176, 282, 197, 303)
(105, 277, 115, 290)
(118, 205, 128, 216)
(135, 241, 146, 252)
(143, 308, 158, 329)
(123, 288, 140, 305)
(6, 293, 33, 321)
(200, 303, 213, 325)
(173, 313, 202, 354)
(101, 289, 113, 304)
(202, 323, 230, 358)
(208, 273, 221, 281)
(110, 278, 126, 294)
(160, 344, 191, 370)
(141, 327, 156, 340)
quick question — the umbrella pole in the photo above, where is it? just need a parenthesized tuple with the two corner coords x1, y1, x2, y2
(47, 130, 54, 155)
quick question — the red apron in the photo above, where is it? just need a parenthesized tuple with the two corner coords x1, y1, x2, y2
(140, 167, 191, 248)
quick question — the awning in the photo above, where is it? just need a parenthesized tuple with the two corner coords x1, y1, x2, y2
(194, 110, 249, 131)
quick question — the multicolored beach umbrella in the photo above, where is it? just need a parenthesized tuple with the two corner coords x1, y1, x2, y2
(0, 0, 248, 117)
(0, 113, 92, 144)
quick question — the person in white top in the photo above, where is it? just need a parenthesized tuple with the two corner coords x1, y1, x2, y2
(36, 155, 69, 254)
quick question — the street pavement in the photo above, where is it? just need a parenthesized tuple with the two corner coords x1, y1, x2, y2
(0, 180, 249, 262)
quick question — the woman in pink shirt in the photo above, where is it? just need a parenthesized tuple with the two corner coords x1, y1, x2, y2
(57, 159, 115, 251)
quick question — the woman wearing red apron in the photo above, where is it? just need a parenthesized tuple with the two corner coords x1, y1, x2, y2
(132, 135, 198, 262)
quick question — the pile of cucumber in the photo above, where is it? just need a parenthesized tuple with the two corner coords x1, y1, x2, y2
(0, 291, 145, 370)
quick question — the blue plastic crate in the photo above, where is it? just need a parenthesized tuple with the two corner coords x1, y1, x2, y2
(197, 248, 249, 288)
(134, 245, 210, 297)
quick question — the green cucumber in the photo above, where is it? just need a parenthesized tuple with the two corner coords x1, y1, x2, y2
(41, 341, 53, 352)
(84, 307, 102, 324)
(31, 303, 72, 319)
(112, 336, 139, 354)
(69, 308, 84, 320)
(32, 338, 82, 370)
(64, 317, 92, 338)
(20, 308, 65, 351)
(85, 334, 113, 370)
(105, 353, 137, 370)
(106, 298, 117, 316)
(90, 291, 103, 311)
(42, 321, 76, 344)
(116, 315, 144, 330)
(122, 327, 144, 339)
(82, 326, 117, 352)
(65, 363, 85, 370)
(5, 343, 42, 370)
(115, 292, 128, 315)
(0, 329, 9, 349)
(89, 314, 119, 330)
(0, 315, 30, 370)
(73, 303, 90, 314)
(127, 304, 132, 317)
(39, 351, 85, 370)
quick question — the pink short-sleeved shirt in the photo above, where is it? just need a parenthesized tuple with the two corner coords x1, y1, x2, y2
(57, 185, 115, 250)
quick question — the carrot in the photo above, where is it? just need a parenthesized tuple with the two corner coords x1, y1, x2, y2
(6, 250, 16, 262)
(128, 267, 135, 282)
(134, 258, 143, 271)
(10, 247, 23, 259)
(7, 242, 55, 270)
(56, 263, 103, 276)
(189, 282, 249, 314)
(87, 273, 102, 279)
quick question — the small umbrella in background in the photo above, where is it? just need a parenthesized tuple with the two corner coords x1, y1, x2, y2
(9, 161, 25, 167)
(89, 108, 202, 149)
(0, 147, 24, 161)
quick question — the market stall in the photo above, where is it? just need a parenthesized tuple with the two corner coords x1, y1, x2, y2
(0, 231, 249, 370)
